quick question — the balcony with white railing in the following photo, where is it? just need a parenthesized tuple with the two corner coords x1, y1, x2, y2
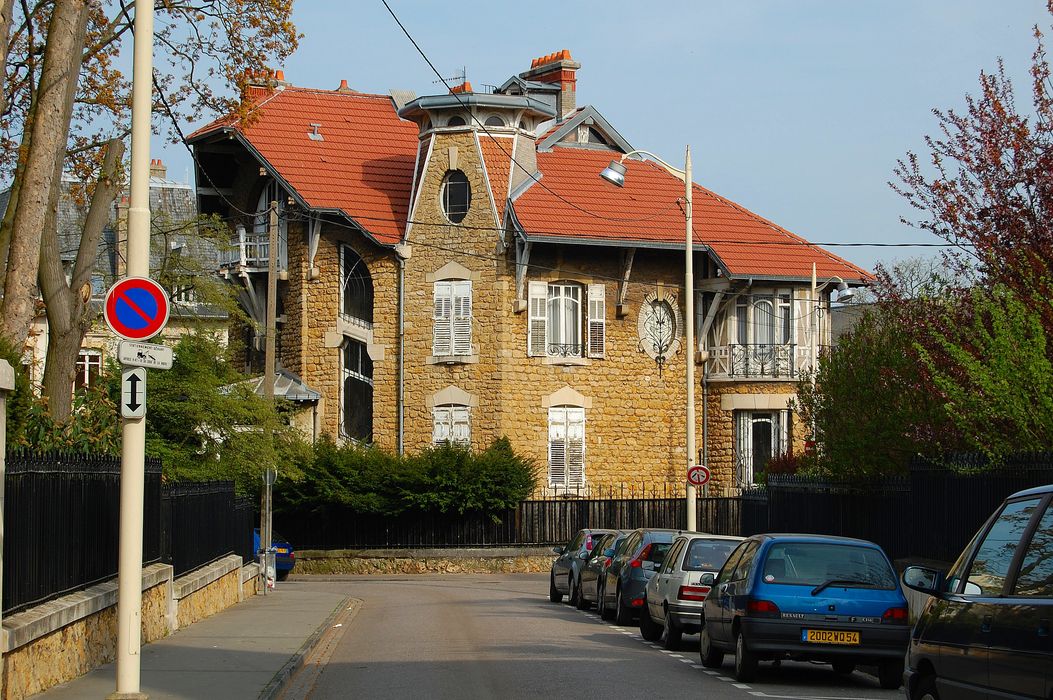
(705, 343, 815, 381)
(219, 225, 287, 271)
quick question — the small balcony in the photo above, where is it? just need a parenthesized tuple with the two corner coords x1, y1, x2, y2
(219, 227, 287, 271)
(705, 343, 811, 381)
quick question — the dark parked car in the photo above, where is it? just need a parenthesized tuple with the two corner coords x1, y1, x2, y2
(549, 528, 615, 606)
(578, 531, 626, 610)
(253, 528, 295, 581)
(902, 483, 1053, 700)
(699, 534, 910, 688)
(599, 528, 680, 625)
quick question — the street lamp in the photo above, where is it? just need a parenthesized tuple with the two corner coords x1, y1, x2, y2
(601, 146, 698, 531)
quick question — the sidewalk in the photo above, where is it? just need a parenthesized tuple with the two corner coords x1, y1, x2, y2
(35, 581, 350, 700)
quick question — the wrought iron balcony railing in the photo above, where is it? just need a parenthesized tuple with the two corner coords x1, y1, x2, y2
(547, 343, 583, 358)
(706, 343, 807, 379)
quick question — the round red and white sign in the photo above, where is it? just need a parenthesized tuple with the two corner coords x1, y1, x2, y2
(104, 277, 170, 341)
(687, 465, 711, 487)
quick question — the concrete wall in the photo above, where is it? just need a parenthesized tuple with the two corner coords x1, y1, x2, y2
(1, 556, 259, 700)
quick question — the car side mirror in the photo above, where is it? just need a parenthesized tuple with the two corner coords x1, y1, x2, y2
(699, 572, 716, 587)
(552, 546, 565, 555)
(963, 581, 982, 596)
(603, 548, 615, 557)
(902, 565, 942, 594)
(579, 551, 589, 559)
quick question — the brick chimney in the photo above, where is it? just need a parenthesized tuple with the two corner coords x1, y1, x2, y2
(519, 49, 581, 119)
(149, 158, 166, 179)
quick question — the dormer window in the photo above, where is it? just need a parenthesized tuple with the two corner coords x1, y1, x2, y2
(441, 170, 471, 224)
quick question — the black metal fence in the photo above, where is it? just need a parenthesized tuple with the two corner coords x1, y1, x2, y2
(2, 453, 162, 615)
(3, 452, 256, 615)
(162, 482, 256, 577)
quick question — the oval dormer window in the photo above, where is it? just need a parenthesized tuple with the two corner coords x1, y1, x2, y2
(447, 115, 466, 127)
(441, 170, 471, 224)
(484, 115, 505, 127)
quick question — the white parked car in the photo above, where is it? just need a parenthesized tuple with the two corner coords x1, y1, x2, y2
(639, 534, 743, 649)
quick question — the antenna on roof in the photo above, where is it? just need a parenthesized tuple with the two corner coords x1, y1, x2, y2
(433, 66, 466, 86)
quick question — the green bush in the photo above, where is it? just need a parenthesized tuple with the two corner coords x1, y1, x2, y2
(276, 436, 538, 520)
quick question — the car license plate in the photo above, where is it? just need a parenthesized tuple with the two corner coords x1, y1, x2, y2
(802, 629, 860, 645)
(275, 548, 288, 554)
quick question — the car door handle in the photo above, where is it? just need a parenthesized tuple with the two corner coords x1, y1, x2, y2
(1039, 619, 1050, 638)
(981, 615, 993, 633)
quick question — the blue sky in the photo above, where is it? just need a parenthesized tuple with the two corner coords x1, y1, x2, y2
(162, 1, 1049, 273)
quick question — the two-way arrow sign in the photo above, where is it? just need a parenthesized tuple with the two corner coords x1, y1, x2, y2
(121, 367, 147, 419)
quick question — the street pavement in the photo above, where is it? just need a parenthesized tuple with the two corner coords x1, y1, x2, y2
(279, 574, 902, 700)
(35, 583, 349, 700)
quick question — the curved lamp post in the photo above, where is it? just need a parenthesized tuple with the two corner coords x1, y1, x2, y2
(600, 147, 698, 530)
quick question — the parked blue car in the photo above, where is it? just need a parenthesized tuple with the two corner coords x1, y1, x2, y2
(699, 534, 909, 688)
(253, 528, 295, 581)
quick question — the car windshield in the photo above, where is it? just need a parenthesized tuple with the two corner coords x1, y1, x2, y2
(762, 542, 897, 589)
(683, 539, 739, 572)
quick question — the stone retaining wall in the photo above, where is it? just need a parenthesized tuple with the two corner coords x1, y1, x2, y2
(296, 548, 555, 576)
(1, 556, 259, 700)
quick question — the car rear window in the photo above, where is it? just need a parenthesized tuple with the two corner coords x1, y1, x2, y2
(684, 539, 739, 572)
(762, 542, 897, 589)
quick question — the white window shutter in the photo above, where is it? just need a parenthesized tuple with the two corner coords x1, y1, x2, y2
(452, 406, 471, 445)
(567, 407, 585, 486)
(452, 281, 473, 356)
(528, 281, 548, 356)
(433, 282, 453, 356)
(587, 284, 606, 358)
(433, 407, 451, 444)
(548, 408, 566, 486)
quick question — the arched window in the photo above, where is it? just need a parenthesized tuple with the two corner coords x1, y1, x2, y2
(340, 245, 374, 326)
(441, 170, 471, 224)
(447, 115, 466, 127)
(341, 339, 373, 443)
(484, 115, 505, 127)
(546, 282, 583, 356)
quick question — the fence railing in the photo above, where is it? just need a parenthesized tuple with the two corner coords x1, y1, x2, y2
(2, 453, 162, 615)
(3, 452, 255, 614)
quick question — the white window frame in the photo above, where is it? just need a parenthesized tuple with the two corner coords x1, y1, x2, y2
(433, 404, 471, 446)
(548, 406, 585, 488)
(734, 409, 790, 486)
(75, 350, 103, 391)
(527, 281, 605, 359)
(433, 280, 472, 356)
(735, 290, 793, 346)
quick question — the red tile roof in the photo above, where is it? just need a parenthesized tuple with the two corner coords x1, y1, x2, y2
(478, 133, 514, 224)
(511, 148, 870, 281)
(189, 86, 417, 245)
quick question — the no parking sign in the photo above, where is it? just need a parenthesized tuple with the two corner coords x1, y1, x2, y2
(104, 277, 170, 341)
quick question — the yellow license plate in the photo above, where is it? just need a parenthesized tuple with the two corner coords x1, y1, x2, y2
(803, 629, 860, 645)
(275, 548, 288, 554)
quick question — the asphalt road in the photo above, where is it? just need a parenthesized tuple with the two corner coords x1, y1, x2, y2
(279, 574, 903, 700)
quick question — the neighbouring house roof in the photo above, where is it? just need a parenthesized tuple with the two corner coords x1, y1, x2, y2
(511, 147, 871, 282)
(188, 85, 419, 246)
(240, 368, 321, 403)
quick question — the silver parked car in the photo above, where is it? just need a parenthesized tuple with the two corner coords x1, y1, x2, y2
(640, 534, 743, 649)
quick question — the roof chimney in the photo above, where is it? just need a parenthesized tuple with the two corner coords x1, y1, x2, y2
(150, 158, 166, 179)
(519, 49, 580, 118)
(337, 79, 353, 93)
(449, 81, 473, 95)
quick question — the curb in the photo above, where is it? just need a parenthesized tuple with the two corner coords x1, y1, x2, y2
(257, 593, 358, 700)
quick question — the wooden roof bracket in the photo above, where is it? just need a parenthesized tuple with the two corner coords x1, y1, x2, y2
(306, 214, 321, 280)
(616, 248, 636, 317)
(513, 238, 532, 313)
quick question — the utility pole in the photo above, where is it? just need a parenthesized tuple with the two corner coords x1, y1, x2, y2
(110, 1, 153, 697)
(0, 360, 14, 700)
(260, 201, 278, 591)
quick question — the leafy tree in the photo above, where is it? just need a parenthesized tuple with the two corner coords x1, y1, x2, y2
(0, 0, 299, 414)
(920, 285, 1053, 458)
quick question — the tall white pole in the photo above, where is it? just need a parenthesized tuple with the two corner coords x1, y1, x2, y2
(685, 146, 696, 532)
(112, 1, 153, 697)
(0, 360, 14, 700)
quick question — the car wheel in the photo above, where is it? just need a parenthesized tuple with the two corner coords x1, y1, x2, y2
(615, 587, 634, 626)
(549, 572, 562, 603)
(878, 659, 904, 690)
(733, 628, 758, 682)
(599, 582, 614, 621)
(568, 575, 581, 607)
(638, 600, 663, 641)
(699, 624, 724, 668)
(662, 611, 683, 650)
(575, 578, 591, 610)
(832, 660, 855, 675)
(912, 673, 939, 700)
(276, 569, 289, 582)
